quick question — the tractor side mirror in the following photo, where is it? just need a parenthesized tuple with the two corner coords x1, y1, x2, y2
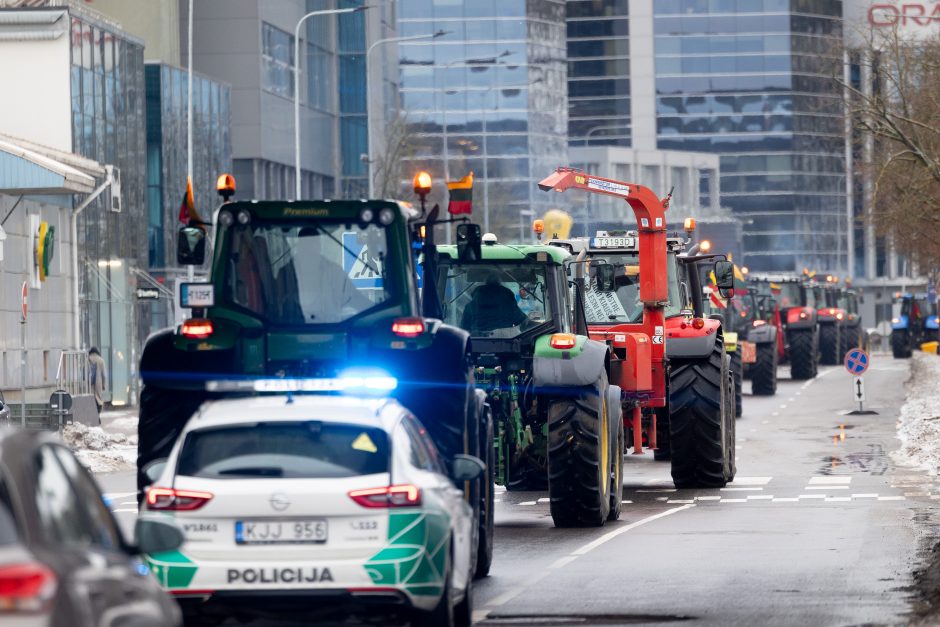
(456, 223, 482, 262)
(177, 226, 206, 266)
(714, 260, 734, 299)
(593, 263, 615, 293)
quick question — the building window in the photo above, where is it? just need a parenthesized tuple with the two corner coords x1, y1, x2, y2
(262, 23, 295, 98)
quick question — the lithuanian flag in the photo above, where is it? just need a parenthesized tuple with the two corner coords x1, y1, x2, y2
(447, 172, 473, 215)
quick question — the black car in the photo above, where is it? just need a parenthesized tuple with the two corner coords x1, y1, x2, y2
(0, 428, 184, 626)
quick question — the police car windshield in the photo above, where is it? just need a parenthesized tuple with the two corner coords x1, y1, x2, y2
(177, 422, 390, 479)
(440, 262, 551, 338)
(584, 252, 683, 323)
(222, 220, 397, 325)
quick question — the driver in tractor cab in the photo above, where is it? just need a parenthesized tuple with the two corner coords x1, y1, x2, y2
(461, 272, 528, 334)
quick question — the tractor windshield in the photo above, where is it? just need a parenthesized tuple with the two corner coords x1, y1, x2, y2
(439, 262, 551, 338)
(221, 220, 398, 325)
(583, 252, 683, 324)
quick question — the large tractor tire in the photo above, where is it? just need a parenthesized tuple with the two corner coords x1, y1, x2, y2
(750, 342, 778, 396)
(547, 371, 611, 527)
(818, 324, 840, 365)
(607, 385, 624, 522)
(844, 326, 860, 353)
(653, 407, 671, 461)
(475, 406, 495, 579)
(137, 386, 207, 501)
(730, 349, 743, 418)
(668, 340, 735, 489)
(891, 331, 912, 359)
(788, 330, 817, 380)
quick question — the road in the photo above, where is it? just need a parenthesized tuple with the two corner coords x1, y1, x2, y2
(98, 355, 935, 626)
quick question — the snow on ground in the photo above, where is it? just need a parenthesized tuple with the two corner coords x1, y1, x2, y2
(62, 422, 137, 474)
(894, 352, 940, 475)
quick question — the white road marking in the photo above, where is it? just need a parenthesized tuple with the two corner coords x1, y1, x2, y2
(904, 492, 929, 497)
(721, 498, 747, 503)
(809, 476, 852, 485)
(805, 486, 849, 490)
(637, 488, 677, 493)
(119, 501, 137, 507)
(621, 500, 633, 504)
(878, 496, 906, 501)
(772, 497, 799, 502)
(104, 492, 136, 501)
(485, 504, 694, 609)
(537, 497, 550, 503)
(696, 496, 721, 501)
(734, 476, 772, 485)
(720, 487, 763, 491)
(746, 495, 774, 500)
(779, 404, 788, 409)
(666, 499, 695, 504)
(519, 501, 536, 506)
(851, 493, 879, 499)
(787, 397, 795, 402)
(113, 508, 137, 513)
(825, 497, 852, 502)
(798, 494, 827, 499)
(771, 413, 779, 417)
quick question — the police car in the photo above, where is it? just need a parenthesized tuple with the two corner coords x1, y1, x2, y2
(141, 394, 483, 626)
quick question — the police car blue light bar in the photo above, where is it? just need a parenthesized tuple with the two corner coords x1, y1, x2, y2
(205, 370, 397, 394)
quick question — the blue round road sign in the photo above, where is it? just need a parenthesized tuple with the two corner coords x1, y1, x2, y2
(844, 348, 869, 376)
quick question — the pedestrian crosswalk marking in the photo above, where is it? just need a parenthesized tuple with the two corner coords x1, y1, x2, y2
(808, 476, 852, 485)
(732, 476, 772, 485)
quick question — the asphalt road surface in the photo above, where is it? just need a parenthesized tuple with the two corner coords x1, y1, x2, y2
(99, 356, 936, 626)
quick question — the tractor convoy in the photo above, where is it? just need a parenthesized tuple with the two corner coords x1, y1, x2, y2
(136, 166, 865, 605)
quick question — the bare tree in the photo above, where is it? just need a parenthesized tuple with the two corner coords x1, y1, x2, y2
(838, 25, 940, 268)
(371, 112, 419, 200)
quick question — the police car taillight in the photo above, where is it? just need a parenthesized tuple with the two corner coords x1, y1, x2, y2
(348, 484, 422, 508)
(146, 487, 213, 511)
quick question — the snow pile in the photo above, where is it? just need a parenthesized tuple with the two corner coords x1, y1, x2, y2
(894, 352, 940, 475)
(62, 422, 137, 474)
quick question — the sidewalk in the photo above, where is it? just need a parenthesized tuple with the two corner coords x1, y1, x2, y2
(894, 351, 940, 475)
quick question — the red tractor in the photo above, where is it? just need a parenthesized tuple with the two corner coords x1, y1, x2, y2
(749, 274, 820, 380)
(539, 169, 737, 489)
(816, 276, 849, 365)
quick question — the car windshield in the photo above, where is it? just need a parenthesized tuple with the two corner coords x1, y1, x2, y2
(439, 262, 552, 338)
(583, 252, 683, 323)
(222, 220, 397, 325)
(177, 422, 390, 479)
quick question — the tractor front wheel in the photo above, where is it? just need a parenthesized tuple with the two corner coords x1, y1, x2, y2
(547, 371, 611, 527)
(668, 340, 734, 489)
(819, 324, 840, 365)
(892, 330, 912, 359)
(731, 349, 743, 418)
(750, 342, 778, 396)
(788, 330, 817, 380)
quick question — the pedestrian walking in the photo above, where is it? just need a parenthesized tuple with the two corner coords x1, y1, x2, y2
(88, 347, 107, 414)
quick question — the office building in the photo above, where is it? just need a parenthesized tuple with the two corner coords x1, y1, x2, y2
(397, 0, 569, 238)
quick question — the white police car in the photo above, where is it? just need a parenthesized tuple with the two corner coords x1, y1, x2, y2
(141, 395, 483, 626)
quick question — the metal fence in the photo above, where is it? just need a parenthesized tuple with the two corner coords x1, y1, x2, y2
(55, 351, 91, 396)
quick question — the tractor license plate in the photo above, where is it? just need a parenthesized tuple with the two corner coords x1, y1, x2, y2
(592, 236, 634, 249)
(235, 519, 328, 545)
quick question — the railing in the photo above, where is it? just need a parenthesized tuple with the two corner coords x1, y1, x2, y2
(55, 351, 91, 396)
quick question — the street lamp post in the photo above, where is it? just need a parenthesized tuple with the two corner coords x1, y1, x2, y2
(366, 31, 446, 198)
(294, 6, 366, 200)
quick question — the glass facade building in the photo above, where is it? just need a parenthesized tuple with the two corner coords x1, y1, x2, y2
(566, 0, 630, 146)
(653, 0, 846, 272)
(398, 0, 568, 238)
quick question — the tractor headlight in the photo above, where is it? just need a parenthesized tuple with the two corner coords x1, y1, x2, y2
(378, 208, 395, 225)
(237, 209, 252, 225)
(218, 211, 234, 227)
(359, 208, 375, 223)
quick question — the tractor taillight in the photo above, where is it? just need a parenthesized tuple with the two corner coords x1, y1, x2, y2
(549, 333, 577, 350)
(181, 319, 214, 339)
(752, 320, 767, 327)
(836, 312, 844, 321)
(391, 317, 425, 338)
(146, 487, 213, 511)
(691, 318, 706, 330)
(799, 311, 808, 319)
(349, 484, 422, 508)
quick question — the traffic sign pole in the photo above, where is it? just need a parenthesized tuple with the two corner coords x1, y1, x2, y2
(844, 348, 876, 415)
(20, 281, 27, 428)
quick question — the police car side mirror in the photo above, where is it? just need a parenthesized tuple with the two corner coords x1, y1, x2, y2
(451, 454, 485, 482)
(134, 516, 185, 555)
(177, 226, 206, 266)
(142, 458, 168, 486)
(593, 263, 615, 293)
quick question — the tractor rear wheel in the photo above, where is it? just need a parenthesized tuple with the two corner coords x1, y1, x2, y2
(731, 349, 743, 418)
(547, 371, 611, 527)
(474, 407, 495, 579)
(653, 407, 671, 461)
(608, 411, 624, 521)
(819, 324, 840, 365)
(788, 330, 817, 380)
(844, 325, 861, 354)
(750, 342, 778, 396)
(137, 386, 207, 502)
(892, 331, 912, 358)
(668, 339, 733, 489)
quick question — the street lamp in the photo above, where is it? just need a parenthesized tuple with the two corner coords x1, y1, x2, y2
(294, 6, 369, 200)
(367, 30, 447, 198)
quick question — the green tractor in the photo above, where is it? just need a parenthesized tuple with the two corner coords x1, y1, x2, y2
(433, 237, 623, 527)
(137, 180, 496, 578)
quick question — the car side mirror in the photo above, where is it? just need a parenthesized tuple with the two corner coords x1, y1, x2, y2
(451, 454, 485, 482)
(177, 226, 206, 266)
(142, 458, 167, 487)
(592, 263, 615, 293)
(456, 223, 482, 262)
(714, 260, 734, 298)
(134, 516, 185, 555)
